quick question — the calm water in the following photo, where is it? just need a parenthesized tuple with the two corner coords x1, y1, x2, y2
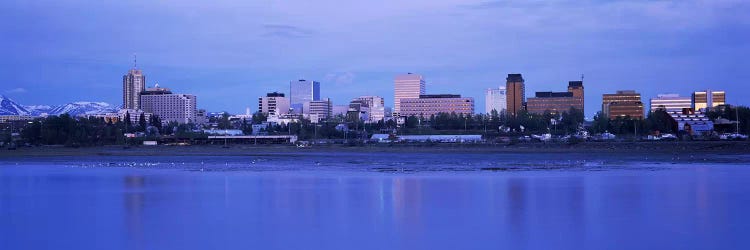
(1, 152, 749, 250)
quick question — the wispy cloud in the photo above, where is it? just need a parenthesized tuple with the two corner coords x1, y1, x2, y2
(325, 72, 356, 85)
(262, 24, 314, 38)
(4, 88, 27, 94)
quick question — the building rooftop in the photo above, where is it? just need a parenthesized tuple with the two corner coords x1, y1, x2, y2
(534, 92, 573, 98)
(266, 92, 285, 97)
(506, 74, 524, 82)
(419, 94, 461, 98)
(568, 81, 583, 87)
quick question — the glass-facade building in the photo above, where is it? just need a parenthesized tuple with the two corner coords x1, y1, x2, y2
(485, 87, 507, 114)
(602, 90, 644, 119)
(290, 79, 320, 114)
(692, 90, 725, 111)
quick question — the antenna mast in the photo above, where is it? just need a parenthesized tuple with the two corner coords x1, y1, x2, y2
(133, 53, 137, 69)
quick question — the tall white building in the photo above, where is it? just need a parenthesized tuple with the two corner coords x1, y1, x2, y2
(649, 94, 692, 112)
(485, 86, 507, 114)
(139, 85, 197, 124)
(123, 67, 146, 110)
(258, 92, 290, 116)
(394, 73, 425, 117)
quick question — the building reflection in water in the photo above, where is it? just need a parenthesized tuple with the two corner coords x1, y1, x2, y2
(124, 175, 145, 250)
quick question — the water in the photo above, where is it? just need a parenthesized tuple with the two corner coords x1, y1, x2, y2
(1, 152, 749, 250)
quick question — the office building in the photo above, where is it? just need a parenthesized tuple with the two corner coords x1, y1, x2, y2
(304, 98, 332, 121)
(649, 94, 692, 112)
(123, 66, 146, 110)
(348, 96, 386, 123)
(394, 73, 426, 117)
(258, 92, 290, 116)
(602, 90, 644, 119)
(399, 94, 474, 117)
(526, 81, 584, 115)
(692, 90, 726, 111)
(140, 84, 197, 124)
(485, 86, 507, 114)
(290, 79, 320, 114)
(505, 74, 525, 117)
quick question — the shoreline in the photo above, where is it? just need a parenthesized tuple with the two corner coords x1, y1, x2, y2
(1, 141, 749, 158)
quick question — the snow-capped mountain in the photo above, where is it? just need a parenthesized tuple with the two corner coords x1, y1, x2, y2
(0, 95, 31, 116)
(47, 102, 119, 117)
(1, 95, 118, 117)
(23, 105, 54, 116)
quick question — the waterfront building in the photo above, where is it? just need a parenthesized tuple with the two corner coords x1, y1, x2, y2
(666, 109, 714, 136)
(526, 81, 584, 115)
(139, 84, 197, 124)
(393, 73, 426, 117)
(505, 74, 525, 117)
(692, 90, 726, 111)
(485, 86, 507, 114)
(122, 65, 146, 110)
(290, 79, 320, 114)
(650, 94, 692, 112)
(258, 92, 290, 116)
(602, 90, 644, 119)
(399, 94, 474, 117)
(304, 98, 332, 122)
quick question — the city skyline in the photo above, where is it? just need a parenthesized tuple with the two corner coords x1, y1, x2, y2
(2, 1, 748, 117)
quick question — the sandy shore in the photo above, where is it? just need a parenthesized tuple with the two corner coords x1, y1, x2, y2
(1, 141, 749, 158)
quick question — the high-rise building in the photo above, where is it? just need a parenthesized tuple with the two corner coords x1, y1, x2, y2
(485, 86, 507, 114)
(526, 81, 584, 115)
(140, 84, 197, 124)
(399, 94, 474, 117)
(692, 90, 726, 111)
(505, 74, 525, 117)
(348, 96, 386, 123)
(649, 94, 692, 112)
(394, 73, 425, 117)
(602, 90, 643, 119)
(123, 65, 146, 110)
(568, 81, 584, 114)
(304, 98, 332, 122)
(290, 79, 320, 114)
(258, 92, 290, 116)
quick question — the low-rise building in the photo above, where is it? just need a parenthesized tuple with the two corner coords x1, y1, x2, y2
(399, 94, 474, 117)
(602, 90, 644, 119)
(692, 90, 726, 111)
(650, 94, 692, 112)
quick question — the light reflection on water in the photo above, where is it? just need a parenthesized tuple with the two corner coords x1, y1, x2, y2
(1, 159, 749, 250)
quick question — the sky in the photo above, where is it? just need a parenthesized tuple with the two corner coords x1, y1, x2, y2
(1, 0, 748, 117)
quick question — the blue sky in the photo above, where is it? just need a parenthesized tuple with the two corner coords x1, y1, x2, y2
(1, 0, 748, 117)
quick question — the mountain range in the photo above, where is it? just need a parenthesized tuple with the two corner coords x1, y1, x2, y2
(0, 95, 119, 117)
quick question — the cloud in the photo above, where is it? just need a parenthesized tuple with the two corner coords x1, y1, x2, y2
(4, 88, 27, 94)
(262, 24, 314, 38)
(325, 72, 356, 85)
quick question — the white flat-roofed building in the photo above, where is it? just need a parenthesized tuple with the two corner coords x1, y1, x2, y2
(485, 86, 507, 114)
(650, 94, 692, 112)
(259, 92, 290, 116)
(140, 85, 197, 124)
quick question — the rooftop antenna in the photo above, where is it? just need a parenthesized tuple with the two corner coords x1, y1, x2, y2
(133, 53, 137, 69)
(581, 74, 584, 81)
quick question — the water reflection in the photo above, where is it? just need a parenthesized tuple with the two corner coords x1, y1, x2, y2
(124, 175, 145, 250)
